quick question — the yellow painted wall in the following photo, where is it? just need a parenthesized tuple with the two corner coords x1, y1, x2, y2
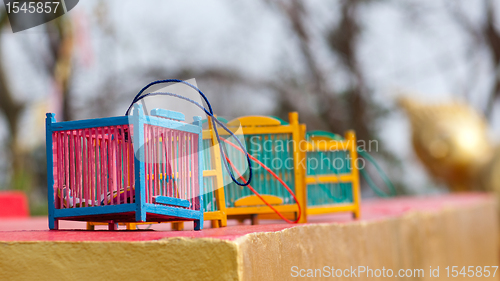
(0, 238, 240, 281)
(236, 200, 498, 281)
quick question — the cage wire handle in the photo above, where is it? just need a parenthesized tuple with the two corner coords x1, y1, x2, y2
(125, 79, 253, 187)
(129, 92, 251, 187)
(126, 83, 303, 223)
(132, 92, 303, 223)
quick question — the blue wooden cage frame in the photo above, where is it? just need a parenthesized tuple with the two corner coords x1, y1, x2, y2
(45, 104, 204, 230)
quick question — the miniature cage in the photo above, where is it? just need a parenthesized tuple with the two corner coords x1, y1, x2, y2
(305, 131, 361, 218)
(220, 113, 307, 223)
(45, 105, 204, 230)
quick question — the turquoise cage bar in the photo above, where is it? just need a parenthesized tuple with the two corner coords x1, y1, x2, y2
(305, 131, 354, 207)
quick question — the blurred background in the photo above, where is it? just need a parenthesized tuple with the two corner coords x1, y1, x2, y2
(0, 0, 499, 215)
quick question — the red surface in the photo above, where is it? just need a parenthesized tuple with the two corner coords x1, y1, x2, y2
(0, 191, 29, 218)
(0, 193, 491, 242)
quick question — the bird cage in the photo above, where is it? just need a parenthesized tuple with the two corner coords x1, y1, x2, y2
(45, 104, 204, 230)
(305, 131, 361, 218)
(221, 113, 307, 224)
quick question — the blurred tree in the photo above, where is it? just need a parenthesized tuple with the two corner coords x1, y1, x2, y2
(268, 0, 378, 140)
(0, 12, 74, 211)
(266, 0, 404, 194)
(447, 0, 500, 118)
(0, 9, 24, 190)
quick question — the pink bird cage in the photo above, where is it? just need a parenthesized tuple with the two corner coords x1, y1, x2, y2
(45, 104, 204, 230)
